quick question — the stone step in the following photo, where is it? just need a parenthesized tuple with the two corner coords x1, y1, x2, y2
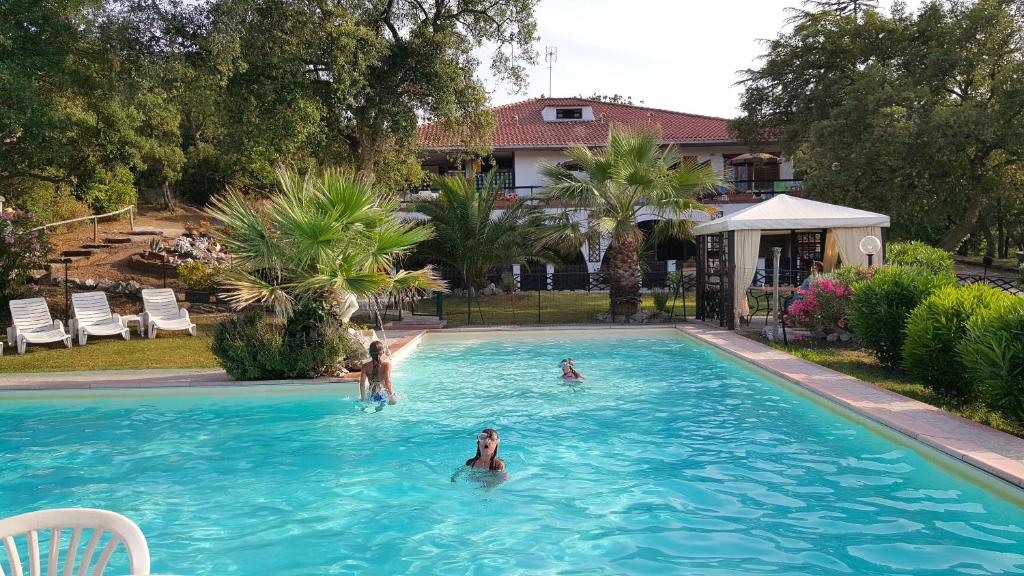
(61, 249, 94, 258)
(104, 237, 133, 245)
(46, 257, 79, 264)
(81, 243, 113, 250)
(124, 230, 163, 237)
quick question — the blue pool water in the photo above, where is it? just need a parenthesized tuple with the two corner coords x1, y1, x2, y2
(2, 330, 1023, 575)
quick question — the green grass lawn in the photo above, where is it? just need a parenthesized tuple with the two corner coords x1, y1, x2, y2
(769, 343, 1024, 438)
(412, 291, 696, 327)
(0, 315, 223, 374)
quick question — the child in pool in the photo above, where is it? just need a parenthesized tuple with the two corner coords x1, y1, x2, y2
(359, 341, 397, 407)
(451, 428, 507, 484)
(560, 358, 585, 380)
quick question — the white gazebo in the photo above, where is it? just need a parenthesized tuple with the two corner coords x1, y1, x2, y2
(691, 194, 890, 329)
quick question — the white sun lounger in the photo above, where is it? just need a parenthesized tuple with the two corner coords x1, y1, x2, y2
(8, 298, 73, 354)
(0, 508, 150, 576)
(141, 288, 196, 338)
(71, 291, 130, 345)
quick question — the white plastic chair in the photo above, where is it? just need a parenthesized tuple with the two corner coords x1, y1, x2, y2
(8, 298, 72, 355)
(140, 289, 196, 339)
(70, 293, 130, 346)
(0, 508, 150, 576)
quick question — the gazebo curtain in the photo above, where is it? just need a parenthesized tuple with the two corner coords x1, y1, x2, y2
(824, 226, 882, 269)
(734, 230, 761, 326)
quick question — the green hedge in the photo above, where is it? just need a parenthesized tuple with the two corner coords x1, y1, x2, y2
(886, 241, 955, 276)
(848, 265, 955, 369)
(212, 308, 353, 380)
(958, 298, 1024, 421)
(903, 284, 1011, 400)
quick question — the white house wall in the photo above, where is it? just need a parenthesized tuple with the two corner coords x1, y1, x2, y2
(507, 146, 794, 194)
(399, 202, 755, 273)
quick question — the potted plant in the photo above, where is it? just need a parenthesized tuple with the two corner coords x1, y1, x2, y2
(177, 261, 217, 303)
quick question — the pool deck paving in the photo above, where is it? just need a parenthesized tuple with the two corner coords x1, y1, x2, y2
(1, 322, 1022, 490)
(0, 331, 425, 391)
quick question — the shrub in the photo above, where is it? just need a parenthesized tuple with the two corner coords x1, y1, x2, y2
(211, 313, 287, 380)
(958, 298, 1024, 421)
(886, 241, 955, 276)
(652, 290, 671, 312)
(9, 179, 91, 224)
(177, 261, 216, 290)
(0, 209, 52, 320)
(787, 275, 854, 336)
(212, 306, 354, 380)
(280, 304, 348, 378)
(80, 166, 138, 213)
(903, 284, 1011, 399)
(833, 264, 873, 288)
(847, 265, 955, 369)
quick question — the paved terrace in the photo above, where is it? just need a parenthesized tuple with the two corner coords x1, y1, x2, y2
(1, 324, 1022, 490)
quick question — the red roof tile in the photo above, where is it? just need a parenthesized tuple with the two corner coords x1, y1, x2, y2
(418, 98, 735, 149)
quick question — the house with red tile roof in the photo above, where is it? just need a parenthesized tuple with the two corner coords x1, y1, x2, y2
(417, 97, 799, 198)
(412, 98, 802, 278)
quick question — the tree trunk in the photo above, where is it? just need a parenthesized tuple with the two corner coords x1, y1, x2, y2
(937, 203, 984, 251)
(607, 235, 642, 318)
(355, 127, 376, 178)
(162, 181, 176, 212)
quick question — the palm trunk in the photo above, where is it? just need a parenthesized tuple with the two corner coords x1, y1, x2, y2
(607, 235, 642, 318)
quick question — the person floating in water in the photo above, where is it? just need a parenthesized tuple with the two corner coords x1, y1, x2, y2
(359, 341, 397, 408)
(560, 358, 585, 381)
(451, 428, 507, 484)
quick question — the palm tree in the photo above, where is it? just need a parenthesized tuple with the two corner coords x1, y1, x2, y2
(540, 126, 721, 317)
(414, 172, 554, 292)
(207, 167, 444, 321)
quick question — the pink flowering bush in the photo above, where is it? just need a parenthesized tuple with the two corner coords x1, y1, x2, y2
(1, 208, 52, 316)
(787, 275, 855, 337)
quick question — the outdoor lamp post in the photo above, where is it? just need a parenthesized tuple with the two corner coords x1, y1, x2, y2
(771, 247, 782, 342)
(61, 257, 73, 326)
(859, 235, 881, 268)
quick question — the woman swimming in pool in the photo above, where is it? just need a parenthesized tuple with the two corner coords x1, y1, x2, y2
(560, 358, 585, 381)
(359, 341, 397, 406)
(451, 428, 506, 483)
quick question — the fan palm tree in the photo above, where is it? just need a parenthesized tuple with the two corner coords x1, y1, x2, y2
(207, 167, 444, 321)
(540, 126, 721, 317)
(414, 172, 554, 292)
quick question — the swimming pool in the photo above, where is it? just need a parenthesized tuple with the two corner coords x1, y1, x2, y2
(2, 329, 1023, 575)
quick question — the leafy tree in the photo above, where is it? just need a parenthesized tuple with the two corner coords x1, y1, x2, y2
(584, 93, 634, 105)
(206, 166, 444, 322)
(540, 126, 720, 317)
(206, 0, 537, 189)
(414, 172, 553, 291)
(735, 0, 1024, 251)
(800, 0, 879, 18)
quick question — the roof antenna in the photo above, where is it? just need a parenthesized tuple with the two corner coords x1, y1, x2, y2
(545, 46, 558, 97)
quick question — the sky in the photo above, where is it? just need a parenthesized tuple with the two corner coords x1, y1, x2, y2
(480, 0, 924, 119)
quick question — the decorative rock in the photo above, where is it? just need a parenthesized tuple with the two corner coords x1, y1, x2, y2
(82, 279, 96, 289)
(481, 283, 502, 296)
(594, 311, 611, 322)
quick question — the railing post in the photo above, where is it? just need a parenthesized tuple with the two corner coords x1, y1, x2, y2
(537, 284, 542, 324)
(435, 292, 443, 319)
(92, 216, 98, 242)
(129, 205, 135, 231)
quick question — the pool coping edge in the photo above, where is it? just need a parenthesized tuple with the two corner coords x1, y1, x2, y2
(0, 331, 427, 392)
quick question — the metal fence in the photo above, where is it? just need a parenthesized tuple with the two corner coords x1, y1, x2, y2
(956, 274, 1024, 296)
(400, 272, 698, 326)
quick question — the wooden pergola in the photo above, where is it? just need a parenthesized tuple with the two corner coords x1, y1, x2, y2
(691, 195, 890, 329)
